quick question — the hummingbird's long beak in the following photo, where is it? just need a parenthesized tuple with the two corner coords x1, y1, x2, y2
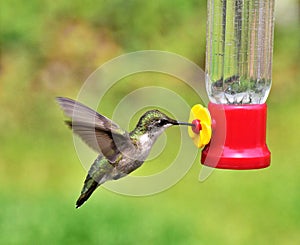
(173, 121, 195, 127)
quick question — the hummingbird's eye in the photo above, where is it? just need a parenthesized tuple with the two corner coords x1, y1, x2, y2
(157, 119, 167, 126)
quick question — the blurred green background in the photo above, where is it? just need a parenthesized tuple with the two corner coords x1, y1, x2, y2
(0, 0, 299, 244)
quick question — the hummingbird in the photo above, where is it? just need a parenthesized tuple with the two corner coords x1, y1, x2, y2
(56, 97, 194, 208)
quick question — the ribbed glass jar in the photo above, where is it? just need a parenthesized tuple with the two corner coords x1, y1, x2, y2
(205, 0, 275, 104)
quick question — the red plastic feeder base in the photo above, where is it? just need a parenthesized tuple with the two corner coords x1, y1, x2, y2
(201, 102, 270, 170)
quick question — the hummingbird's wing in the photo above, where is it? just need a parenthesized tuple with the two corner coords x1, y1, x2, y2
(56, 97, 133, 163)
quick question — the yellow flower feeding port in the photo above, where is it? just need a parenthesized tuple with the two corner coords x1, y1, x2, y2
(188, 104, 212, 149)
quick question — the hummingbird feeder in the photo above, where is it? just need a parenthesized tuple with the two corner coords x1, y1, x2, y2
(189, 0, 275, 169)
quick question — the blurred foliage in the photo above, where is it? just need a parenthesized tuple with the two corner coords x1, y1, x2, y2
(0, 0, 299, 244)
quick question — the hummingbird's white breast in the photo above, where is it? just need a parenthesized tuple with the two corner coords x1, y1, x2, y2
(139, 133, 151, 146)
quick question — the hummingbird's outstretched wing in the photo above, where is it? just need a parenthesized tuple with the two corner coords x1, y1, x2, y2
(56, 97, 133, 163)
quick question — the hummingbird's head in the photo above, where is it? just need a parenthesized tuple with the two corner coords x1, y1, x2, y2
(134, 109, 193, 137)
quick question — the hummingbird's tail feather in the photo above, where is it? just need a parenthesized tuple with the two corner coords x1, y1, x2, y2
(76, 180, 99, 208)
(76, 155, 114, 208)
